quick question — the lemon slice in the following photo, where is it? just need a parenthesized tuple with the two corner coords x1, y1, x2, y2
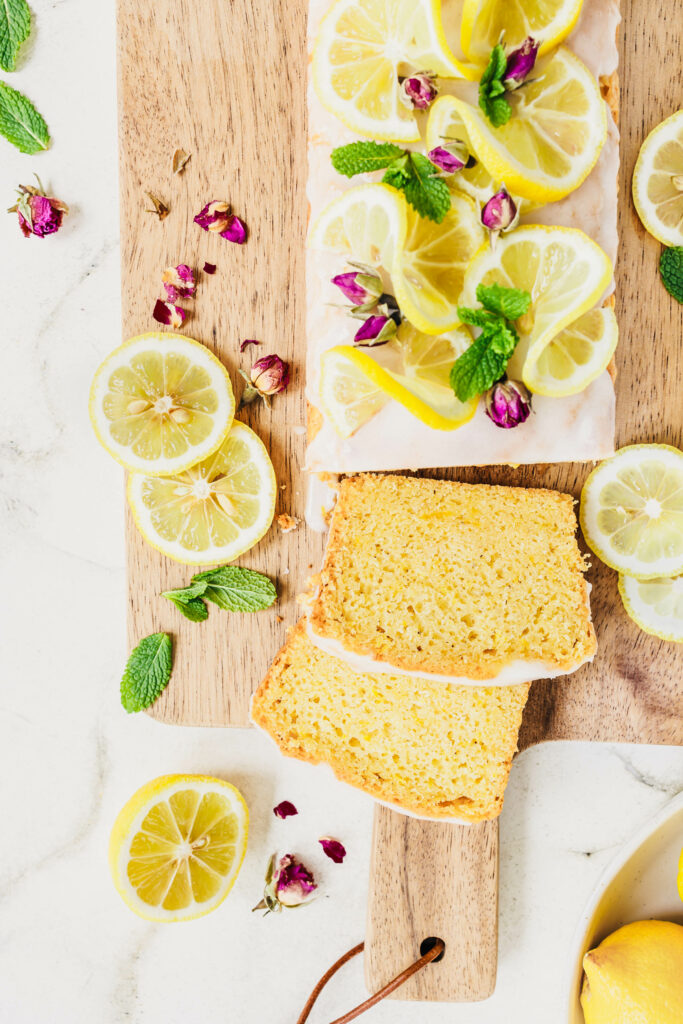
(580, 445, 683, 579)
(308, 182, 407, 268)
(392, 321, 470, 388)
(109, 775, 248, 922)
(127, 421, 276, 564)
(523, 304, 618, 396)
(618, 574, 683, 643)
(632, 110, 683, 247)
(447, 48, 606, 203)
(459, 225, 613, 389)
(312, 0, 467, 142)
(461, 0, 584, 66)
(319, 347, 390, 436)
(90, 333, 235, 476)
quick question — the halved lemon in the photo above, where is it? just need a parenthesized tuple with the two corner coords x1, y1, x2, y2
(312, 0, 467, 142)
(109, 775, 248, 922)
(632, 109, 683, 247)
(619, 574, 683, 643)
(461, 0, 584, 66)
(580, 445, 683, 579)
(90, 333, 235, 476)
(127, 421, 276, 564)
(523, 304, 618, 396)
(447, 48, 607, 202)
(458, 225, 613, 389)
(308, 183, 407, 269)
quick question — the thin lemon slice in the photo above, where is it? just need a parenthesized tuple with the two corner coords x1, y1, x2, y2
(448, 47, 607, 202)
(425, 96, 543, 212)
(127, 421, 276, 565)
(308, 183, 407, 269)
(580, 445, 683, 580)
(632, 110, 683, 246)
(312, 0, 467, 142)
(90, 333, 235, 476)
(459, 225, 613, 389)
(391, 321, 471, 388)
(320, 341, 477, 436)
(461, 0, 584, 66)
(109, 775, 248, 922)
(523, 304, 618, 396)
(619, 574, 683, 643)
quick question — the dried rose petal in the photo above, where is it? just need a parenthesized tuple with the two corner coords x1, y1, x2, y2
(203, 262, 217, 274)
(319, 838, 346, 863)
(273, 800, 298, 819)
(162, 264, 196, 301)
(240, 338, 261, 353)
(195, 202, 247, 243)
(222, 215, 247, 244)
(153, 299, 185, 329)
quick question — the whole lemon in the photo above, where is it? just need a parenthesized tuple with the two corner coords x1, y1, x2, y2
(581, 919, 683, 1023)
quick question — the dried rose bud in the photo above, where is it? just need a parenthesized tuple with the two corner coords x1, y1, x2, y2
(484, 379, 532, 429)
(400, 72, 438, 110)
(239, 354, 290, 406)
(273, 800, 298, 819)
(427, 145, 466, 175)
(354, 313, 397, 345)
(162, 264, 196, 301)
(481, 186, 519, 247)
(503, 36, 539, 91)
(332, 263, 383, 311)
(253, 853, 317, 914)
(194, 201, 248, 243)
(153, 299, 185, 329)
(10, 178, 68, 239)
(319, 837, 346, 863)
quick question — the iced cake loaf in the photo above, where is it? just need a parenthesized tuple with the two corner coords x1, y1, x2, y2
(307, 474, 596, 682)
(251, 621, 530, 821)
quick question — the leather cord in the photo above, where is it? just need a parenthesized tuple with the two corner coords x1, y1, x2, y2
(296, 938, 445, 1024)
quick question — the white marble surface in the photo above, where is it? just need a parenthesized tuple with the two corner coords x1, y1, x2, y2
(2, 2, 683, 1022)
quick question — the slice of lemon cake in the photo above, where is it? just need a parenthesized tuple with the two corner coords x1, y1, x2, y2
(308, 474, 596, 682)
(251, 621, 530, 821)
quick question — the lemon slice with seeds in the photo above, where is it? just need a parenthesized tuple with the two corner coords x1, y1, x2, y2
(446, 47, 607, 203)
(580, 445, 683, 580)
(632, 109, 683, 247)
(90, 333, 235, 476)
(619, 574, 683, 643)
(109, 775, 248, 922)
(461, 0, 584, 66)
(312, 0, 467, 143)
(127, 421, 276, 564)
(523, 304, 619, 396)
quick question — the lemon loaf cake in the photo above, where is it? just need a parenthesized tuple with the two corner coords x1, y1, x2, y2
(308, 474, 596, 682)
(251, 621, 530, 821)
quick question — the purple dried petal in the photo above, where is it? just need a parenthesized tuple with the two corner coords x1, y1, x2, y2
(240, 338, 261, 353)
(504, 37, 539, 90)
(275, 854, 317, 906)
(153, 299, 185, 329)
(162, 264, 196, 301)
(203, 262, 217, 274)
(484, 379, 532, 428)
(273, 800, 298, 819)
(400, 73, 438, 110)
(221, 215, 247, 244)
(481, 187, 518, 233)
(428, 146, 465, 175)
(194, 200, 232, 233)
(319, 838, 346, 863)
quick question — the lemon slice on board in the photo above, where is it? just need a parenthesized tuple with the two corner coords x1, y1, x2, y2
(446, 48, 606, 203)
(523, 304, 618, 396)
(312, 0, 467, 142)
(580, 445, 683, 580)
(90, 333, 235, 476)
(618, 574, 683, 643)
(461, 0, 584, 66)
(632, 109, 683, 246)
(127, 421, 276, 565)
(458, 224, 613, 390)
(109, 775, 248, 922)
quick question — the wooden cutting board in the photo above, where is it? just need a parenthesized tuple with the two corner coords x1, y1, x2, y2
(117, 0, 683, 1005)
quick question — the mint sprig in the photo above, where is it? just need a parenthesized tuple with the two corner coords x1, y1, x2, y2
(162, 565, 277, 621)
(0, 80, 49, 153)
(0, 0, 31, 72)
(478, 44, 511, 127)
(331, 141, 451, 223)
(120, 633, 173, 713)
(660, 247, 683, 304)
(450, 283, 531, 401)
(162, 581, 209, 623)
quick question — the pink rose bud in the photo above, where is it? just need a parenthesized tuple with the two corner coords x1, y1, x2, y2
(354, 313, 397, 345)
(481, 187, 518, 232)
(11, 179, 68, 239)
(400, 72, 438, 110)
(194, 201, 248, 243)
(273, 800, 298, 819)
(319, 837, 346, 863)
(427, 146, 466, 175)
(332, 265, 383, 311)
(153, 299, 186, 329)
(504, 37, 539, 91)
(253, 853, 317, 914)
(162, 264, 196, 301)
(484, 379, 532, 429)
(239, 353, 290, 407)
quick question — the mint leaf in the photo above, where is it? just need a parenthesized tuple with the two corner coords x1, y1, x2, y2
(0, 0, 31, 72)
(450, 334, 508, 402)
(479, 44, 511, 127)
(476, 283, 531, 320)
(400, 153, 451, 223)
(660, 247, 683, 304)
(457, 306, 498, 328)
(331, 141, 404, 177)
(120, 633, 173, 713)
(162, 583, 209, 623)
(192, 565, 277, 612)
(0, 81, 49, 153)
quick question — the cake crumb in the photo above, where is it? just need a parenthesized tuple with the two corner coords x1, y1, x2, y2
(277, 513, 300, 534)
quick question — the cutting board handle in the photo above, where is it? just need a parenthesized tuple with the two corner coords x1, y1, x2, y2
(365, 806, 498, 1002)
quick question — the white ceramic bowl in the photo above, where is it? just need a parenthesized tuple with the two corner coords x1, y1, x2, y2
(565, 790, 683, 1023)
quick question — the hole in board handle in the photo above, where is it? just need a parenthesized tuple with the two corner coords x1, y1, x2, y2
(420, 937, 445, 963)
